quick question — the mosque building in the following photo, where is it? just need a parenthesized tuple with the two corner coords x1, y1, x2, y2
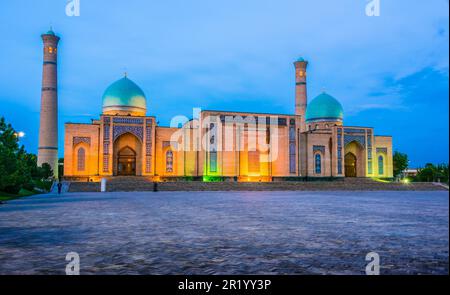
(37, 30, 393, 181)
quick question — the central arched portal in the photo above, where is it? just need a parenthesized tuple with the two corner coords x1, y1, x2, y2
(344, 152, 357, 177)
(117, 146, 136, 176)
(113, 132, 142, 176)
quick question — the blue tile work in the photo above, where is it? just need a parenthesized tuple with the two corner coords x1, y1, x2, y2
(102, 117, 111, 173)
(145, 119, 152, 173)
(367, 130, 373, 175)
(313, 145, 325, 154)
(344, 134, 366, 149)
(0, 191, 447, 275)
(113, 125, 144, 142)
(113, 117, 144, 125)
(344, 128, 366, 134)
(377, 148, 388, 154)
(289, 120, 296, 174)
(337, 128, 343, 175)
(72, 136, 91, 147)
(315, 154, 322, 174)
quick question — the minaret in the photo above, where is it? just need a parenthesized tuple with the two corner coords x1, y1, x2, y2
(37, 28, 60, 178)
(294, 57, 308, 130)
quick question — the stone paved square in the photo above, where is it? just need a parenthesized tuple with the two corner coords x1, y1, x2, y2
(0, 191, 448, 275)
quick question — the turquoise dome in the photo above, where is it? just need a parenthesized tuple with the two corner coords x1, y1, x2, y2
(44, 26, 56, 36)
(102, 76, 147, 115)
(305, 92, 344, 122)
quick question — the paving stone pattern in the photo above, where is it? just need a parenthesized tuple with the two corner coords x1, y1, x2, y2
(0, 191, 448, 275)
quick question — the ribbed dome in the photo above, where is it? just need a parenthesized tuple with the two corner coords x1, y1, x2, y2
(305, 92, 344, 123)
(102, 76, 147, 116)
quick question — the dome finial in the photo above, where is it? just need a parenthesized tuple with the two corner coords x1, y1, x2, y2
(45, 24, 56, 36)
(321, 87, 326, 93)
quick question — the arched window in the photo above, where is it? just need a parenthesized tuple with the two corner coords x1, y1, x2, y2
(315, 124, 319, 130)
(210, 151, 217, 173)
(315, 154, 322, 174)
(77, 148, 86, 171)
(378, 155, 384, 175)
(166, 150, 173, 173)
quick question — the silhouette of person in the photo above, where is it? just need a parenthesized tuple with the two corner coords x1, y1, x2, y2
(57, 182, 63, 194)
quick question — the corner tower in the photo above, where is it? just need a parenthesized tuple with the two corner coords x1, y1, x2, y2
(294, 57, 308, 130)
(37, 28, 60, 177)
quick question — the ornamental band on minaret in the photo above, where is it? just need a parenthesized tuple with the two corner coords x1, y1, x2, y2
(37, 28, 60, 177)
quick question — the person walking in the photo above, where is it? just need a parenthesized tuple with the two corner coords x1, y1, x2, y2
(57, 182, 63, 194)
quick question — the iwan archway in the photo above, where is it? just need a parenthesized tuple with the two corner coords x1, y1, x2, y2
(344, 141, 366, 177)
(113, 133, 142, 176)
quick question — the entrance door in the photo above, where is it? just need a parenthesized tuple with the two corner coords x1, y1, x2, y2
(117, 147, 136, 176)
(345, 152, 357, 177)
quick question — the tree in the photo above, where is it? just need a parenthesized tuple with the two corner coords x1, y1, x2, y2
(416, 163, 449, 183)
(0, 117, 31, 193)
(438, 164, 449, 183)
(0, 117, 55, 194)
(38, 163, 53, 180)
(393, 151, 408, 178)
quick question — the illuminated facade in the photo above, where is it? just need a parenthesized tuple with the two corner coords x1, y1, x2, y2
(57, 32, 393, 180)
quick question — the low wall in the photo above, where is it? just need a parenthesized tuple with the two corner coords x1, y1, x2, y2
(68, 179, 448, 193)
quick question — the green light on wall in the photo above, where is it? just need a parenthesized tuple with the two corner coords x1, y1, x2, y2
(204, 151, 222, 177)
(202, 176, 224, 182)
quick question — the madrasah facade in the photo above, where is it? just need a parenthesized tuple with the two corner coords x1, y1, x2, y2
(37, 30, 393, 182)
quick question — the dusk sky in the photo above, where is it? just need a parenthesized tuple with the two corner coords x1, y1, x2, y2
(0, 0, 448, 167)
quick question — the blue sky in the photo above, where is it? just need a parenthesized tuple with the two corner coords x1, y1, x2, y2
(0, 0, 448, 167)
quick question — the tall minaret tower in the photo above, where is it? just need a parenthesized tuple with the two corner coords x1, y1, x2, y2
(294, 57, 308, 130)
(37, 28, 60, 178)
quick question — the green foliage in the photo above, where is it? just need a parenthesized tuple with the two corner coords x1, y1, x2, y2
(0, 117, 28, 193)
(38, 163, 53, 180)
(33, 179, 53, 191)
(414, 163, 449, 183)
(393, 151, 409, 178)
(0, 116, 54, 194)
(0, 188, 36, 201)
